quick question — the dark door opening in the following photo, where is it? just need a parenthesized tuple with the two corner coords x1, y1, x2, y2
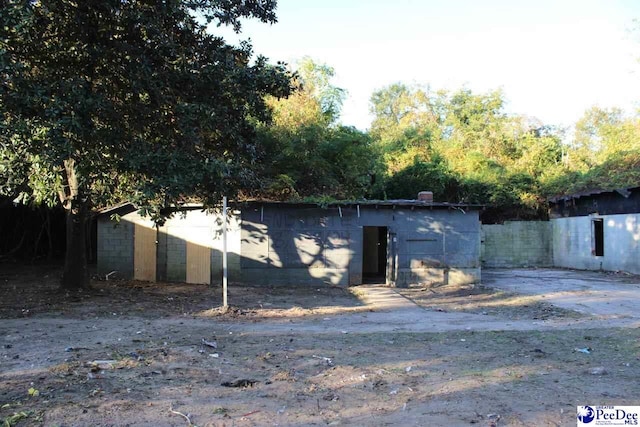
(363, 226, 388, 283)
(593, 218, 604, 256)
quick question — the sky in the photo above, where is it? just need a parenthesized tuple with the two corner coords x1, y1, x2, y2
(214, 0, 640, 131)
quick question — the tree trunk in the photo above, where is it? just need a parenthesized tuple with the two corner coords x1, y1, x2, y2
(59, 158, 91, 290)
(60, 203, 90, 289)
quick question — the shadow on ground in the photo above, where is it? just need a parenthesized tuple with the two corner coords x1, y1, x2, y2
(0, 264, 365, 320)
(395, 282, 584, 321)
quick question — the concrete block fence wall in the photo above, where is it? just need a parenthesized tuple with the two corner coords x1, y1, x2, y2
(481, 221, 553, 268)
(481, 216, 640, 276)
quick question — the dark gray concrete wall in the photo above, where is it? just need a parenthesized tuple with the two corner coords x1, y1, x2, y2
(240, 206, 353, 286)
(240, 205, 480, 287)
(387, 207, 480, 287)
(552, 214, 640, 274)
(98, 204, 481, 286)
(481, 221, 553, 268)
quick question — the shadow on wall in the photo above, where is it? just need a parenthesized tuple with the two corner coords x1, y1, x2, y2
(239, 206, 354, 287)
(98, 205, 354, 288)
(98, 203, 481, 289)
(399, 212, 479, 287)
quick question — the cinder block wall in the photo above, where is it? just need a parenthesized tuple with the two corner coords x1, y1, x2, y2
(99, 204, 481, 287)
(240, 204, 481, 287)
(97, 216, 134, 278)
(391, 208, 480, 287)
(552, 214, 640, 274)
(240, 206, 354, 286)
(159, 209, 241, 283)
(481, 221, 553, 267)
(97, 208, 240, 283)
(97, 211, 154, 279)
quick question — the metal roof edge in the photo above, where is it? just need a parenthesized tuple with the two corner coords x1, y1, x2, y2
(98, 199, 485, 215)
(239, 199, 484, 209)
(548, 186, 640, 203)
(97, 201, 136, 215)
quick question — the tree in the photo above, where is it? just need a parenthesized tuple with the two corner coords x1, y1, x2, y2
(383, 156, 458, 202)
(369, 83, 566, 219)
(296, 57, 346, 124)
(570, 106, 640, 167)
(256, 58, 381, 200)
(369, 83, 442, 148)
(542, 107, 640, 196)
(0, 0, 293, 289)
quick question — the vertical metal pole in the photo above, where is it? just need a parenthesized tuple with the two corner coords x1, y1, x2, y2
(442, 228, 446, 265)
(222, 196, 228, 308)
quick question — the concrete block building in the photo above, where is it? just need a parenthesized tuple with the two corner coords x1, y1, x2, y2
(97, 199, 482, 287)
(480, 187, 640, 275)
(97, 203, 241, 284)
(549, 187, 640, 274)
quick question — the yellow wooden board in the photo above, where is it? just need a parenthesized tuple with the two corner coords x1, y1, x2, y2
(134, 223, 156, 282)
(186, 241, 210, 284)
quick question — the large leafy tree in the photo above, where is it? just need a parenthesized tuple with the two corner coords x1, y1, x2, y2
(256, 58, 381, 200)
(0, 0, 293, 289)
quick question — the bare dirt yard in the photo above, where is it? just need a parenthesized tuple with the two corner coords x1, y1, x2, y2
(1, 265, 640, 427)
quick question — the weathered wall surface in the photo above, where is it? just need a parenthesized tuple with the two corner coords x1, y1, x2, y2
(240, 204, 481, 287)
(481, 221, 552, 268)
(240, 205, 354, 286)
(552, 214, 640, 274)
(159, 209, 240, 283)
(99, 204, 481, 286)
(98, 210, 156, 279)
(97, 209, 240, 283)
(388, 207, 480, 287)
(97, 216, 135, 278)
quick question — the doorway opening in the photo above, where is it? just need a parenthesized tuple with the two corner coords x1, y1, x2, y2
(592, 218, 604, 257)
(362, 226, 388, 283)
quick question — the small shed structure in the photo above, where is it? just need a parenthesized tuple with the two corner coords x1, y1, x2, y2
(549, 186, 640, 274)
(97, 200, 482, 287)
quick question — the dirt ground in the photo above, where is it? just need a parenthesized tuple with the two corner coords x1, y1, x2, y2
(1, 265, 640, 427)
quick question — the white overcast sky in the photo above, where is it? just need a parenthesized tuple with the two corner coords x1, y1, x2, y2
(214, 0, 640, 131)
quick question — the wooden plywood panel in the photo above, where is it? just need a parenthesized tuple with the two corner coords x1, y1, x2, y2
(186, 241, 210, 284)
(134, 223, 157, 282)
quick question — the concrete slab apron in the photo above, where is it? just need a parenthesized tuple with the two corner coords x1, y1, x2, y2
(483, 268, 640, 320)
